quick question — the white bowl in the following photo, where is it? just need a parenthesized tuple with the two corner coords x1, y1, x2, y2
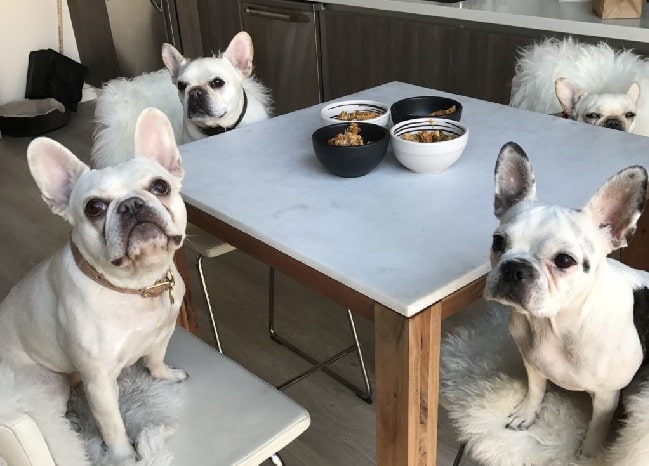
(390, 118, 469, 174)
(320, 100, 390, 128)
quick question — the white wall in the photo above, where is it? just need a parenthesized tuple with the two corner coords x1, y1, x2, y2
(0, 0, 80, 105)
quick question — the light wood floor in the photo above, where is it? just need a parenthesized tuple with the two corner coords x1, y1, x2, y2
(0, 103, 481, 466)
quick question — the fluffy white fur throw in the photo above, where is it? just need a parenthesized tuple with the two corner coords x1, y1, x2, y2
(0, 363, 184, 466)
(440, 301, 649, 466)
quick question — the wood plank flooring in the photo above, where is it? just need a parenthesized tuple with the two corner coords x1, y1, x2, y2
(0, 102, 481, 466)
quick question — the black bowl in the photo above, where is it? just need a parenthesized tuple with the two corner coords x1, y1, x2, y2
(312, 122, 389, 178)
(390, 96, 463, 124)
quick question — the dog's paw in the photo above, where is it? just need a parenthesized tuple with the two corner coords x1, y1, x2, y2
(107, 438, 136, 463)
(147, 362, 188, 382)
(506, 401, 538, 430)
(169, 367, 188, 382)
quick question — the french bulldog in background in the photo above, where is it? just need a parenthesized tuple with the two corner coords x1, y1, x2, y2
(510, 37, 649, 137)
(484, 141, 649, 458)
(92, 31, 271, 168)
(555, 77, 639, 132)
(0, 107, 187, 461)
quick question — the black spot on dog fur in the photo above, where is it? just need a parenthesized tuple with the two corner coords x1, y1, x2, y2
(633, 287, 649, 361)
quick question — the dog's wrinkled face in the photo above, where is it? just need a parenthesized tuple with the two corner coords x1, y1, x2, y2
(162, 31, 254, 129)
(27, 108, 187, 280)
(556, 78, 639, 132)
(69, 159, 185, 269)
(485, 142, 647, 318)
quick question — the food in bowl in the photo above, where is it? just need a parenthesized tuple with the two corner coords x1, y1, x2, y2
(328, 122, 365, 146)
(320, 100, 391, 127)
(312, 122, 389, 178)
(390, 118, 469, 174)
(429, 104, 457, 117)
(390, 96, 463, 124)
(336, 109, 382, 121)
(400, 125, 458, 143)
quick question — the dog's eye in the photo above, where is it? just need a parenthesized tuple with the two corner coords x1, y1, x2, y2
(209, 78, 225, 89)
(85, 199, 108, 218)
(491, 234, 507, 254)
(176, 81, 187, 92)
(554, 253, 577, 269)
(585, 112, 600, 120)
(626, 112, 636, 119)
(150, 178, 170, 196)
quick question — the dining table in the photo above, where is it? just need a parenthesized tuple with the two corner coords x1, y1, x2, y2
(175, 81, 649, 465)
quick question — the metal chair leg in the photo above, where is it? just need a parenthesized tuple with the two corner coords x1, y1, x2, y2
(269, 453, 284, 466)
(196, 253, 223, 353)
(268, 267, 373, 403)
(453, 442, 466, 466)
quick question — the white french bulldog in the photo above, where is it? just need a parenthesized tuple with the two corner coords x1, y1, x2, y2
(555, 77, 639, 132)
(484, 142, 649, 458)
(92, 31, 271, 168)
(510, 37, 649, 137)
(0, 107, 187, 461)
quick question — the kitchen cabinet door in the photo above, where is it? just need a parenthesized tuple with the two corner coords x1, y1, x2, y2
(448, 25, 540, 104)
(320, 8, 453, 101)
(241, 0, 323, 115)
(197, 0, 242, 56)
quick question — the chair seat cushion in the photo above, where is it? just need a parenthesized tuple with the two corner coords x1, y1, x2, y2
(166, 328, 310, 465)
(0, 414, 56, 466)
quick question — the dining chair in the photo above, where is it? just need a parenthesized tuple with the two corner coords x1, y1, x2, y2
(184, 224, 373, 401)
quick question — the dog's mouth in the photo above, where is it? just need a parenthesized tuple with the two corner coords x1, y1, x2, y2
(109, 204, 183, 267)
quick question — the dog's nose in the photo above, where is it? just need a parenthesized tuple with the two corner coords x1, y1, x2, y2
(188, 87, 206, 99)
(118, 197, 144, 216)
(500, 260, 536, 282)
(604, 118, 623, 130)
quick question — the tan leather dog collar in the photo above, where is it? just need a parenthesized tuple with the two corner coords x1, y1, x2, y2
(69, 241, 175, 304)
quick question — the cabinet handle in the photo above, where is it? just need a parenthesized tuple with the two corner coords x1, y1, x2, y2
(243, 6, 311, 23)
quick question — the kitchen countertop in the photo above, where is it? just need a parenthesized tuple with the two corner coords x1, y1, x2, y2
(313, 0, 649, 43)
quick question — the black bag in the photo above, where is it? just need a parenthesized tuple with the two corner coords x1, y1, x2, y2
(25, 49, 88, 111)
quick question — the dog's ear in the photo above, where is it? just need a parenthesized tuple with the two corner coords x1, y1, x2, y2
(494, 142, 537, 219)
(583, 166, 647, 251)
(223, 31, 254, 78)
(627, 81, 640, 105)
(27, 137, 89, 220)
(134, 107, 184, 180)
(161, 43, 185, 79)
(555, 78, 585, 115)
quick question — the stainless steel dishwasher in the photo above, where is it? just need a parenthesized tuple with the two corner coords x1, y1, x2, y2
(241, 0, 323, 115)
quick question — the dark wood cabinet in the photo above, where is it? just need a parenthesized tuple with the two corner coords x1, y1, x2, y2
(320, 7, 453, 101)
(175, 1, 649, 110)
(448, 26, 538, 104)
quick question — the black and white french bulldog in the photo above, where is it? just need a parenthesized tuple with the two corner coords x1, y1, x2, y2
(0, 108, 187, 462)
(92, 31, 271, 168)
(484, 142, 649, 458)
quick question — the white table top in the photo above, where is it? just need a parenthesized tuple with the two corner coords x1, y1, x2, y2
(314, 0, 649, 43)
(180, 82, 649, 317)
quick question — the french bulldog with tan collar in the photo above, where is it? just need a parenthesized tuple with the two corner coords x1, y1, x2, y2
(484, 142, 649, 458)
(0, 107, 187, 461)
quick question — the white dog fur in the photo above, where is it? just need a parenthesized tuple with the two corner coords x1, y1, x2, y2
(92, 31, 271, 168)
(0, 107, 188, 461)
(510, 37, 649, 136)
(485, 142, 649, 458)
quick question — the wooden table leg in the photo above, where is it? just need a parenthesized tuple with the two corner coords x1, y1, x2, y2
(174, 247, 200, 337)
(375, 303, 441, 466)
